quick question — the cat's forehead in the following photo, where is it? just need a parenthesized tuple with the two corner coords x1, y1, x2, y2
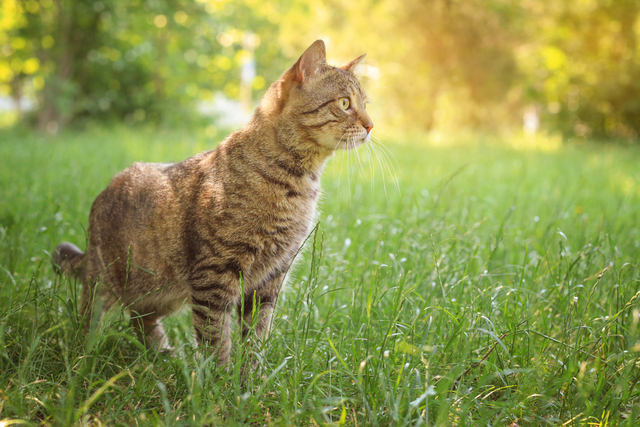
(316, 67, 368, 101)
(341, 69, 368, 100)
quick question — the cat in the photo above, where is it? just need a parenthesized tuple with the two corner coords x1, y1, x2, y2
(53, 40, 373, 368)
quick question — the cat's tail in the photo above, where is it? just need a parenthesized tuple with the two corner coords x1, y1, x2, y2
(52, 242, 85, 277)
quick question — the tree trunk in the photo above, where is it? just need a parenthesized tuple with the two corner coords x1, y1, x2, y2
(36, 0, 77, 134)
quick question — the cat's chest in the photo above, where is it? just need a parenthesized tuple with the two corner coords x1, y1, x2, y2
(248, 179, 320, 256)
(258, 179, 321, 234)
(246, 172, 321, 220)
(202, 174, 321, 243)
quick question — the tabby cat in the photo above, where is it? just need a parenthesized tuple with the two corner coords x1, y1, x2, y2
(53, 40, 373, 368)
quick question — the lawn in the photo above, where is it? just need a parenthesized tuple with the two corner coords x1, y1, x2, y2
(0, 126, 639, 426)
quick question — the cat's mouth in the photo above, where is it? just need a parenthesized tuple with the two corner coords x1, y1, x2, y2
(337, 130, 370, 150)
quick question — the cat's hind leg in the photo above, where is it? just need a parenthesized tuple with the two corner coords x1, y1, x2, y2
(130, 311, 171, 351)
(79, 275, 117, 331)
(129, 298, 180, 352)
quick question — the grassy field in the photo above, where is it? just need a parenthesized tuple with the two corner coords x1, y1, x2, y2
(1, 126, 639, 426)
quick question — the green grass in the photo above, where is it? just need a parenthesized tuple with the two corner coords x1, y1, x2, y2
(1, 126, 639, 426)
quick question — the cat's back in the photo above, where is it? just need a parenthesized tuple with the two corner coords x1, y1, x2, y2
(87, 151, 216, 251)
(90, 149, 216, 219)
(91, 161, 173, 221)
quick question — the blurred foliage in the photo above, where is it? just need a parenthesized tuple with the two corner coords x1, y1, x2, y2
(519, 0, 640, 139)
(312, 0, 640, 139)
(1, 0, 639, 139)
(0, 0, 288, 131)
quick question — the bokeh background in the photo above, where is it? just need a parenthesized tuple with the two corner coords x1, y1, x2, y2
(1, 0, 639, 141)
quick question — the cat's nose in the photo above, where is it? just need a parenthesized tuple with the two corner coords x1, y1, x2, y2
(363, 123, 374, 134)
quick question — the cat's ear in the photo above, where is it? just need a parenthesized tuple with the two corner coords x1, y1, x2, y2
(339, 53, 367, 73)
(292, 40, 327, 83)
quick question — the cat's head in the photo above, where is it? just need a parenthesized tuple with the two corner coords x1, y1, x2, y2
(260, 40, 373, 151)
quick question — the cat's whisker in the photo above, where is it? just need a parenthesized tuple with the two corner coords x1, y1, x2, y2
(353, 136, 366, 188)
(373, 146, 396, 191)
(369, 142, 390, 203)
(346, 135, 354, 203)
(375, 144, 399, 198)
(334, 133, 348, 193)
(364, 139, 376, 194)
(371, 137, 400, 194)
(369, 137, 400, 202)
(344, 136, 354, 198)
(335, 133, 347, 151)
(371, 136, 401, 175)
(353, 135, 366, 180)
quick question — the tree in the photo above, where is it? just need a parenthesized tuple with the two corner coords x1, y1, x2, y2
(0, 0, 289, 132)
(519, 0, 640, 139)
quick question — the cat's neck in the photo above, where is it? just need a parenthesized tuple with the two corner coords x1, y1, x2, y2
(243, 111, 334, 177)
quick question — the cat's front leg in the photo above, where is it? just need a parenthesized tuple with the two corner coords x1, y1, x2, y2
(237, 270, 283, 372)
(191, 290, 239, 367)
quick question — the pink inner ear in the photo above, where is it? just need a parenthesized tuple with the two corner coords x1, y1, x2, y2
(298, 40, 327, 82)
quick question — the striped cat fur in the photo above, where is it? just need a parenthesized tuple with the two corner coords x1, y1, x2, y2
(53, 40, 373, 368)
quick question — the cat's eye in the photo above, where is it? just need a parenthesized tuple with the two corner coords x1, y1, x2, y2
(338, 97, 350, 110)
